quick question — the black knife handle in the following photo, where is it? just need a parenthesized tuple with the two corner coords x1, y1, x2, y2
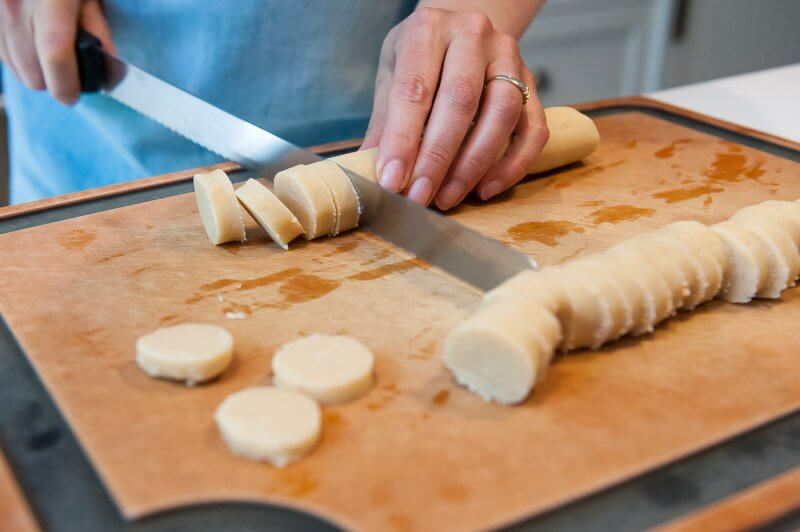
(76, 30, 106, 93)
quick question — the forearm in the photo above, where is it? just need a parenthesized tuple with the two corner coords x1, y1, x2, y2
(415, 0, 544, 37)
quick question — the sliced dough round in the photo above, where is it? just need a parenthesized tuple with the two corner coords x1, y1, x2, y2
(618, 236, 688, 311)
(733, 200, 800, 244)
(730, 217, 799, 297)
(214, 387, 321, 466)
(712, 222, 772, 302)
(603, 245, 673, 333)
(567, 258, 631, 345)
(274, 165, 336, 239)
(443, 299, 554, 404)
(591, 252, 650, 336)
(548, 264, 606, 351)
(660, 220, 728, 303)
(235, 179, 304, 249)
(308, 161, 361, 235)
(481, 268, 566, 315)
(272, 334, 374, 405)
(194, 169, 246, 245)
(136, 323, 233, 385)
(640, 232, 704, 310)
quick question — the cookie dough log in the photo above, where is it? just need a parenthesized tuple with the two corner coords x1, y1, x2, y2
(329, 148, 378, 182)
(136, 323, 233, 385)
(660, 220, 728, 304)
(272, 334, 374, 405)
(731, 216, 800, 296)
(712, 222, 772, 302)
(235, 179, 304, 250)
(444, 298, 561, 404)
(618, 236, 689, 312)
(274, 165, 336, 239)
(307, 160, 361, 235)
(215, 387, 321, 466)
(565, 258, 631, 346)
(194, 169, 246, 245)
(330, 107, 599, 181)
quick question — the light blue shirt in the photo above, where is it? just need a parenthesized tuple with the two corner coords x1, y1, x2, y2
(2, 1, 414, 204)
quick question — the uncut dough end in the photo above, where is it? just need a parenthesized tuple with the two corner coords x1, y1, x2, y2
(272, 334, 375, 405)
(329, 149, 379, 181)
(274, 165, 336, 239)
(215, 387, 321, 466)
(235, 179, 304, 250)
(135, 323, 234, 385)
(194, 169, 246, 245)
(528, 107, 600, 174)
(308, 161, 361, 235)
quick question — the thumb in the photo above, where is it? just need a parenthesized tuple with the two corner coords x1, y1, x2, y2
(80, 0, 117, 55)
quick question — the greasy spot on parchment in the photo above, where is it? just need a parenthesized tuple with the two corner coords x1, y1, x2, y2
(348, 258, 429, 281)
(652, 185, 724, 204)
(507, 220, 585, 247)
(589, 205, 655, 225)
(276, 274, 341, 306)
(654, 138, 692, 159)
(703, 142, 766, 183)
(58, 229, 97, 250)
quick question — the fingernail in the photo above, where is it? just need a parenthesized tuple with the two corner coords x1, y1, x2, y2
(407, 177, 434, 205)
(479, 180, 505, 200)
(435, 180, 465, 210)
(379, 159, 405, 192)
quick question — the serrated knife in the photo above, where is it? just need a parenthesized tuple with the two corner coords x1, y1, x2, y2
(76, 32, 536, 291)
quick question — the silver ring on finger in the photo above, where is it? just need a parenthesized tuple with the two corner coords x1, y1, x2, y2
(486, 74, 531, 105)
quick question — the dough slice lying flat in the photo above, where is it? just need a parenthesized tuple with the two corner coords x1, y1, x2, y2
(619, 236, 688, 311)
(136, 323, 233, 385)
(444, 299, 556, 404)
(730, 216, 799, 297)
(272, 334, 374, 405)
(215, 387, 321, 466)
(308, 161, 361, 235)
(274, 165, 336, 239)
(194, 169, 246, 245)
(660, 220, 728, 303)
(712, 222, 772, 302)
(235, 179, 304, 249)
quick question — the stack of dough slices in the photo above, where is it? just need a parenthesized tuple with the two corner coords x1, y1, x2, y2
(445, 199, 800, 405)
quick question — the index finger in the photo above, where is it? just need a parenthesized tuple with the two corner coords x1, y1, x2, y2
(376, 14, 447, 192)
(33, 0, 81, 105)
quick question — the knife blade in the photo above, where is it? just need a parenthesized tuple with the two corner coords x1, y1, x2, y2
(77, 33, 537, 290)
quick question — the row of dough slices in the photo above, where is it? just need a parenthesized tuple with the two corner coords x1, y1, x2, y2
(444, 199, 800, 405)
(193, 160, 361, 249)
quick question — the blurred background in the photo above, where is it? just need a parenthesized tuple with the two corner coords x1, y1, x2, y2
(1, 0, 799, 206)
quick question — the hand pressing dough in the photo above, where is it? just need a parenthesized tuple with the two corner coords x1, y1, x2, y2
(272, 334, 374, 405)
(194, 169, 246, 245)
(660, 221, 728, 303)
(334, 107, 599, 182)
(603, 245, 673, 333)
(712, 222, 772, 302)
(136, 323, 233, 385)
(214, 387, 321, 467)
(730, 216, 800, 297)
(443, 299, 558, 404)
(307, 161, 361, 235)
(329, 149, 378, 181)
(274, 165, 336, 239)
(235, 179, 304, 249)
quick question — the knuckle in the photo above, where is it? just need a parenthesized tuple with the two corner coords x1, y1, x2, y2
(410, 7, 442, 28)
(490, 90, 523, 127)
(393, 73, 431, 107)
(461, 150, 492, 174)
(531, 123, 550, 144)
(421, 141, 454, 172)
(443, 75, 480, 115)
(462, 11, 492, 36)
(386, 128, 418, 148)
(40, 31, 71, 62)
(494, 33, 521, 56)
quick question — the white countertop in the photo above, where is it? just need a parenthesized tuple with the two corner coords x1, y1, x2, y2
(649, 63, 800, 143)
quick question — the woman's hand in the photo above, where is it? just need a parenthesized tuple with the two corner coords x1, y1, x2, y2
(363, 7, 548, 210)
(0, 0, 115, 104)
